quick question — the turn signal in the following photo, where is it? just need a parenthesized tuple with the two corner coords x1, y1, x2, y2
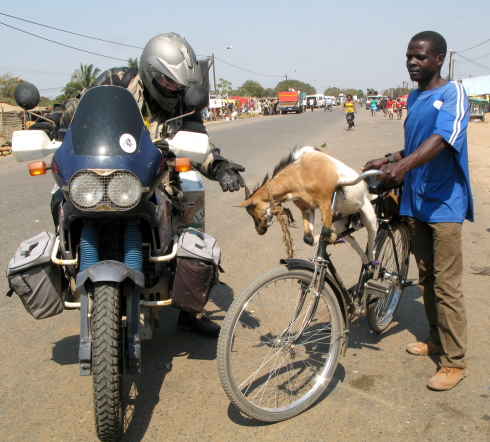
(175, 158, 191, 172)
(28, 161, 47, 176)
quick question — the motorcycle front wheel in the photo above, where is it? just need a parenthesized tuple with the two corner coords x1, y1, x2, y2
(91, 282, 124, 442)
(218, 266, 344, 422)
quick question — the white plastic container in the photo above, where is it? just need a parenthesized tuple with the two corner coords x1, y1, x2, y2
(167, 131, 210, 164)
(12, 130, 61, 162)
(180, 170, 205, 232)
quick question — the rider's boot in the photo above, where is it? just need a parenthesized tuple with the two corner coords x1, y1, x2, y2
(177, 310, 221, 338)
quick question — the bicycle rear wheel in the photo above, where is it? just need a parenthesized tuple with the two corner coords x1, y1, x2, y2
(367, 221, 411, 333)
(218, 266, 344, 422)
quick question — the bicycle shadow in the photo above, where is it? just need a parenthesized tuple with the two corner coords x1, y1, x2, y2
(347, 284, 427, 350)
(225, 363, 346, 427)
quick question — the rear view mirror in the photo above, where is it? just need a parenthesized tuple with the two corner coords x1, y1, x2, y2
(14, 82, 40, 111)
(184, 85, 209, 112)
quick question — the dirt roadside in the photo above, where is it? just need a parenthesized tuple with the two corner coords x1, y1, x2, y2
(468, 114, 490, 193)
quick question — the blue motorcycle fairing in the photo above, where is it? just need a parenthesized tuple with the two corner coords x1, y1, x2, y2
(52, 126, 163, 189)
(51, 85, 164, 189)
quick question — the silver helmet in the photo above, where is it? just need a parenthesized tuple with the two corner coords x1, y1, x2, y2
(140, 32, 202, 112)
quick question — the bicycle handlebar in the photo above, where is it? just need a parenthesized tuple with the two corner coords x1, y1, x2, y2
(338, 169, 383, 187)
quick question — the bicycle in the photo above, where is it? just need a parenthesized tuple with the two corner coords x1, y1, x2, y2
(217, 170, 411, 422)
(324, 103, 333, 112)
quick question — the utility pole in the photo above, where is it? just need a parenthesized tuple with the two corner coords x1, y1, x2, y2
(449, 49, 453, 79)
(285, 74, 289, 90)
(212, 54, 217, 96)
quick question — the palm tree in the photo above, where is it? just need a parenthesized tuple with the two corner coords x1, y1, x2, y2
(128, 57, 139, 68)
(61, 63, 101, 99)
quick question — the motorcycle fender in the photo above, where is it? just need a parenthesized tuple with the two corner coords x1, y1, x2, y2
(279, 258, 350, 354)
(76, 261, 145, 376)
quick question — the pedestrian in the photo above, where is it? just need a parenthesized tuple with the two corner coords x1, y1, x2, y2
(343, 94, 356, 130)
(382, 97, 388, 117)
(396, 98, 404, 119)
(371, 97, 378, 116)
(309, 98, 315, 112)
(361, 30, 472, 391)
(387, 97, 394, 119)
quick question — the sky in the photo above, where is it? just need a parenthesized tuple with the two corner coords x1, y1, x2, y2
(1, 0, 490, 98)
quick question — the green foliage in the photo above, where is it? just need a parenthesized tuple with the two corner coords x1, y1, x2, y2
(238, 80, 265, 97)
(324, 87, 365, 98)
(275, 79, 315, 95)
(323, 86, 341, 97)
(0, 73, 24, 101)
(216, 78, 233, 95)
(128, 57, 139, 68)
(381, 86, 416, 99)
(59, 63, 101, 100)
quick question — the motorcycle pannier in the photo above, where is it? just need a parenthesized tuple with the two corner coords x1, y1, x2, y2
(6, 231, 63, 320)
(172, 229, 220, 313)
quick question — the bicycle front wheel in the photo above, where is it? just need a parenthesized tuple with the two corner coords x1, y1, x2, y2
(367, 221, 411, 333)
(218, 266, 344, 422)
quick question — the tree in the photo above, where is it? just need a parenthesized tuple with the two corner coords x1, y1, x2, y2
(238, 80, 265, 97)
(128, 57, 139, 68)
(323, 86, 341, 97)
(60, 63, 101, 99)
(216, 78, 233, 95)
(0, 73, 24, 101)
(275, 79, 315, 95)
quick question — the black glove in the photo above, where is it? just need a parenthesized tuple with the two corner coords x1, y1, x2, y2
(215, 162, 246, 192)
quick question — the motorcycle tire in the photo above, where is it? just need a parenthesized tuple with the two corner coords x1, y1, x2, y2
(91, 282, 124, 442)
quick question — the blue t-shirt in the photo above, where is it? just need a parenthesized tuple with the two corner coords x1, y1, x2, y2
(400, 80, 474, 223)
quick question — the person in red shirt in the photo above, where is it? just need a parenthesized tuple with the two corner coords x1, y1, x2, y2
(387, 97, 394, 119)
(395, 98, 404, 119)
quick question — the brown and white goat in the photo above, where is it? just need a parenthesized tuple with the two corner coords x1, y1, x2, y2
(237, 146, 378, 265)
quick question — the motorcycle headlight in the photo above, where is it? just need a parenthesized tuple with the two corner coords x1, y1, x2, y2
(107, 172, 141, 208)
(70, 173, 104, 209)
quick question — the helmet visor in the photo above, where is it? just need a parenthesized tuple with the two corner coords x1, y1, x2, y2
(151, 71, 185, 94)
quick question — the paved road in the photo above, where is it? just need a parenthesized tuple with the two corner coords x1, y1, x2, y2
(1, 108, 489, 441)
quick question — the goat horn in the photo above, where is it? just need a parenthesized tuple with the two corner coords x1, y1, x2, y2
(244, 186, 251, 200)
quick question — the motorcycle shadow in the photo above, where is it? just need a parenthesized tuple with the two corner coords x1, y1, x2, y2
(122, 282, 235, 441)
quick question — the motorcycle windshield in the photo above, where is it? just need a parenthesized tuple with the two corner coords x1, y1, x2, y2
(71, 86, 145, 156)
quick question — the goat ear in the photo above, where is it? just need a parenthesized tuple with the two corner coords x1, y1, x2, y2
(235, 199, 253, 208)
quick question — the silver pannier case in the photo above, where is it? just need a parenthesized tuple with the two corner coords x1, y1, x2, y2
(6, 231, 63, 319)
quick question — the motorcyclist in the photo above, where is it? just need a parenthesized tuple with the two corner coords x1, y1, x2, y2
(31, 32, 246, 338)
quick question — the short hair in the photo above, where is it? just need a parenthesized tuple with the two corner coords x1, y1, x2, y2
(410, 31, 447, 56)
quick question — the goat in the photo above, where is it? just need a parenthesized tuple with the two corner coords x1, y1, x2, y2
(236, 146, 378, 265)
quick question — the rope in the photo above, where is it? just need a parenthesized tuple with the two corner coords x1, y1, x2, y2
(267, 183, 296, 258)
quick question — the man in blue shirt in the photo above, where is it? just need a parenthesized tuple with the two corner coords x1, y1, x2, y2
(362, 31, 472, 391)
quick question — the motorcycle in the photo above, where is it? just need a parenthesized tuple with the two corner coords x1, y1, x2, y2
(9, 82, 210, 441)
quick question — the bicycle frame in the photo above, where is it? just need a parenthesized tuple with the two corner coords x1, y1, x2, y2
(296, 170, 407, 341)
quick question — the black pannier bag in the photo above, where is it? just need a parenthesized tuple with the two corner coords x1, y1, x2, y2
(172, 228, 221, 313)
(6, 231, 63, 319)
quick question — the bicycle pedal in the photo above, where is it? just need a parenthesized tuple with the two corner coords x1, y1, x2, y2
(365, 279, 392, 300)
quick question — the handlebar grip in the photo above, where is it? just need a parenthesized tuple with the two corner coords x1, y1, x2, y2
(368, 180, 403, 195)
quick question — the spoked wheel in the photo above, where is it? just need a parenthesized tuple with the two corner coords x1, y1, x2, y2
(367, 221, 411, 333)
(218, 266, 344, 422)
(91, 282, 124, 442)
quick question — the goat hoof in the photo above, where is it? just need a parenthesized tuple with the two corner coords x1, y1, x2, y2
(303, 233, 314, 246)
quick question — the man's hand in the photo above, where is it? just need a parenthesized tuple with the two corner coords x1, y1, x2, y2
(216, 162, 246, 192)
(378, 161, 407, 186)
(361, 157, 387, 171)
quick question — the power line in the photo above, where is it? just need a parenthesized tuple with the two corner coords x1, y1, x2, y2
(453, 51, 490, 63)
(454, 53, 490, 73)
(457, 37, 490, 53)
(215, 56, 286, 78)
(0, 21, 129, 62)
(0, 66, 71, 75)
(0, 12, 144, 49)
